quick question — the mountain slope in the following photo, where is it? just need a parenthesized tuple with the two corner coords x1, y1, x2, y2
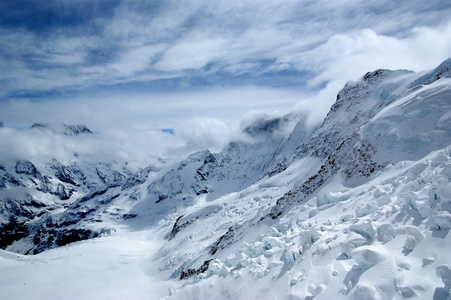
(141, 58, 451, 299)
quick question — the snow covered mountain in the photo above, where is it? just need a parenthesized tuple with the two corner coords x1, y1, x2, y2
(0, 123, 164, 254)
(1, 59, 451, 299)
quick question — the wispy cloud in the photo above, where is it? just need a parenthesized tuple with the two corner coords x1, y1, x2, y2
(1, 0, 450, 99)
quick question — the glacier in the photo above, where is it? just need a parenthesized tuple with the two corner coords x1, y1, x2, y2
(0, 59, 451, 299)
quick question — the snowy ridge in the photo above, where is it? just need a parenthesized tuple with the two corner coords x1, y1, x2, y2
(0, 59, 451, 299)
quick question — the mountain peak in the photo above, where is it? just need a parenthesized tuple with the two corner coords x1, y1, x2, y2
(30, 123, 93, 135)
(362, 69, 393, 83)
(242, 116, 282, 136)
(409, 57, 451, 88)
(427, 57, 451, 83)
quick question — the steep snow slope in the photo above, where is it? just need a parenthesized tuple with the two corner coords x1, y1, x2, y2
(0, 59, 450, 300)
(164, 147, 451, 299)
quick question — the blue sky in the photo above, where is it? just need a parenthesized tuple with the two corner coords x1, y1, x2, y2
(1, 0, 451, 134)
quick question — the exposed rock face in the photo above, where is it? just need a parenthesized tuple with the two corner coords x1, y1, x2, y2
(15, 160, 40, 177)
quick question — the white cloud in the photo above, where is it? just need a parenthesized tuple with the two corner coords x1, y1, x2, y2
(176, 117, 232, 153)
(155, 35, 228, 72)
(110, 44, 167, 76)
(302, 22, 451, 89)
(0, 124, 181, 173)
(1, 1, 449, 97)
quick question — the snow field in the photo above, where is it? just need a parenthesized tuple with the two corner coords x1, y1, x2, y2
(0, 229, 172, 300)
